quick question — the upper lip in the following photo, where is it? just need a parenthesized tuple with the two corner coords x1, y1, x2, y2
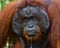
(27, 31, 37, 36)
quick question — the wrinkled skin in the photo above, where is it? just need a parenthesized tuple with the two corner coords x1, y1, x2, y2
(0, 0, 60, 48)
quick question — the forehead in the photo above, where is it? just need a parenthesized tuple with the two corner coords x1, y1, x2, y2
(18, 6, 41, 17)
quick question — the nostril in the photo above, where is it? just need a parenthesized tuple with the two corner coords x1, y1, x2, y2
(28, 25, 33, 28)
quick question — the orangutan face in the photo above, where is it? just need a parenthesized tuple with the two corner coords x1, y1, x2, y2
(12, 5, 50, 43)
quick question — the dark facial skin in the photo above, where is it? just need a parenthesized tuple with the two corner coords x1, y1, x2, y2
(23, 18, 38, 36)
(12, 5, 50, 48)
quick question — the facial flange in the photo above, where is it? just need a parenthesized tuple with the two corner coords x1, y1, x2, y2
(12, 5, 50, 42)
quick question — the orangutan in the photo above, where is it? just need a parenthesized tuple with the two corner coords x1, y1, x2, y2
(0, 0, 60, 48)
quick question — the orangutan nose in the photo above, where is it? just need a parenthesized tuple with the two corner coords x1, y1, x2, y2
(25, 24, 37, 36)
(28, 24, 34, 28)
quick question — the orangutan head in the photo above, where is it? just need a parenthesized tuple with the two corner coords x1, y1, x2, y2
(12, 5, 50, 43)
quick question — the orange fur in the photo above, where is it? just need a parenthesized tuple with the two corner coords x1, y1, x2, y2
(0, 0, 60, 48)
